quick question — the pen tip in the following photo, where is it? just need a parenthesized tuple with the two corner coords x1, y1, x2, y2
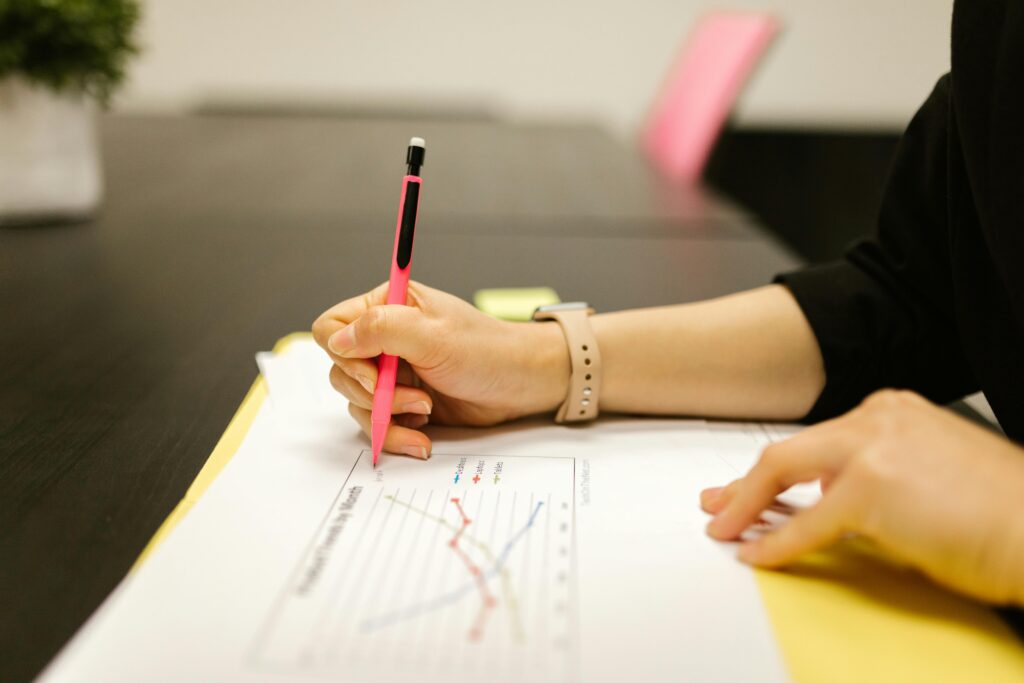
(409, 136, 425, 149)
(371, 421, 387, 467)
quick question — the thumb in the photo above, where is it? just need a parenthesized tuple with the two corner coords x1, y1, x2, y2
(327, 305, 441, 366)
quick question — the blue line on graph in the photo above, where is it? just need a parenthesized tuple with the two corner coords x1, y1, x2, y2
(360, 501, 544, 632)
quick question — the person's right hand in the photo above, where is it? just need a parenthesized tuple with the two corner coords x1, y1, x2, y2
(312, 281, 569, 459)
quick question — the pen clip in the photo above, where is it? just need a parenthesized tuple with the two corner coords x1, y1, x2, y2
(396, 180, 420, 269)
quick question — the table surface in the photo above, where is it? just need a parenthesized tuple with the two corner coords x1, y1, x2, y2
(0, 114, 802, 682)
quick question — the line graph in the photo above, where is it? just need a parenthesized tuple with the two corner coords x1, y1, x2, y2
(252, 452, 576, 683)
(360, 495, 546, 642)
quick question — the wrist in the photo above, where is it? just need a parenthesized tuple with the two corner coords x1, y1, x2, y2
(516, 320, 570, 417)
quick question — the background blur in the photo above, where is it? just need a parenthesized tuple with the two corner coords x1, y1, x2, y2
(120, 0, 952, 133)
(117, 0, 955, 260)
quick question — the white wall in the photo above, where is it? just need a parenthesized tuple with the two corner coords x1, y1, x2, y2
(120, 0, 954, 135)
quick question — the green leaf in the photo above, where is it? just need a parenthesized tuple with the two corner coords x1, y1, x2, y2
(0, 0, 141, 105)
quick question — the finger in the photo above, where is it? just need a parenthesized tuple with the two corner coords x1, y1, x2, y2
(313, 280, 436, 354)
(329, 365, 371, 407)
(340, 358, 424, 400)
(395, 413, 430, 429)
(700, 479, 740, 514)
(327, 305, 442, 367)
(707, 422, 860, 540)
(349, 403, 432, 460)
(312, 282, 391, 351)
(700, 487, 725, 511)
(334, 357, 380, 393)
(737, 476, 859, 567)
(329, 366, 433, 414)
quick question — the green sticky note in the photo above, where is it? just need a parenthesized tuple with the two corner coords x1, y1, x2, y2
(473, 287, 561, 321)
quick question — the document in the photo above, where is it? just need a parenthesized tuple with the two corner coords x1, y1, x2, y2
(41, 338, 795, 682)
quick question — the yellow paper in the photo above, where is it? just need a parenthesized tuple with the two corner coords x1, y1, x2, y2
(473, 287, 560, 321)
(756, 539, 1024, 682)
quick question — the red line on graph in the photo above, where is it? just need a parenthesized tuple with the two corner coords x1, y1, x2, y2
(448, 497, 497, 641)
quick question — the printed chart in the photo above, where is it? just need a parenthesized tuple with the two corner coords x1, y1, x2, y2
(253, 452, 577, 683)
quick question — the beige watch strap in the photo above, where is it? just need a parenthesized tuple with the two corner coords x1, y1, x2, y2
(533, 305, 602, 423)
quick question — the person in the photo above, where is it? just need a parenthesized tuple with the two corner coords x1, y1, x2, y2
(313, 0, 1024, 608)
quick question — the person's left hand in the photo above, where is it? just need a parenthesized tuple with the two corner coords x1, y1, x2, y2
(701, 389, 1024, 606)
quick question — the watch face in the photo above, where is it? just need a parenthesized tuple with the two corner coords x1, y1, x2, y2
(534, 302, 590, 314)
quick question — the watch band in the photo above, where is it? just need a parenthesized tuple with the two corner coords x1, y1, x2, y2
(533, 303, 601, 423)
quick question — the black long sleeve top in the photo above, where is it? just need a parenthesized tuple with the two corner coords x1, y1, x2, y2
(777, 0, 1024, 442)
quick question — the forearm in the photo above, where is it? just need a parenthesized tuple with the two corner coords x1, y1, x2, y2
(590, 285, 825, 420)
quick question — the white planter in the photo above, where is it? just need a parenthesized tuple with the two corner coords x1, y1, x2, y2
(0, 76, 103, 225)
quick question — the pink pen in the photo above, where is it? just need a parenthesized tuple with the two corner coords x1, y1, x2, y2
(371, 137, 426, 466)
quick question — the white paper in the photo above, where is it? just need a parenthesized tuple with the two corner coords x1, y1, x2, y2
(41, 339, 802, 683)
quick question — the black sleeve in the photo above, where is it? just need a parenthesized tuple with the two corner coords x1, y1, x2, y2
(775, 74, 978, 422)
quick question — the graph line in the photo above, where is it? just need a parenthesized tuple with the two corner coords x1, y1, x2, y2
(360, 498, 545, 638)
(449, 498, 497, 640)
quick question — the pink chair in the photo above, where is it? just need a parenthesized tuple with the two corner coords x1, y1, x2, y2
(642, 12, 781, 184)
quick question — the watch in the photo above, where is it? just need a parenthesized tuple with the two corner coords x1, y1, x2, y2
(532, 302, 602, 423)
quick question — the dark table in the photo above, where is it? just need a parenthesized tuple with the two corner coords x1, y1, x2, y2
(0, 114, 799, 682)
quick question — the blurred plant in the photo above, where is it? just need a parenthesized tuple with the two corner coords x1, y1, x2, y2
(0, 0, 140, 105)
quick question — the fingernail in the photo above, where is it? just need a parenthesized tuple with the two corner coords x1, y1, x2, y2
(706, 514, 726, 538)
(328, 325, 356, 355)
(701, 487, 724, 505)
(401, 400, 432, 415)
(402, 445, 430, 460)
(356, 374, 375, 394)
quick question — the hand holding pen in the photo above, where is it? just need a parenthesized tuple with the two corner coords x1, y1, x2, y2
(369, 137, 426, 466)
(313, 138, 575, 462)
